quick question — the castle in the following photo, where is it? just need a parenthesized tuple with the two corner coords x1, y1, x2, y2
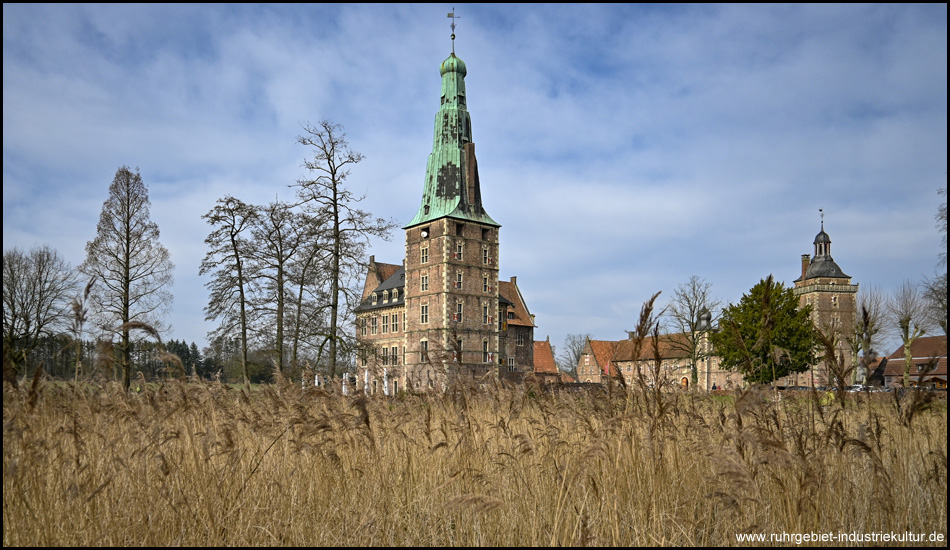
(354, 47, 535, 394)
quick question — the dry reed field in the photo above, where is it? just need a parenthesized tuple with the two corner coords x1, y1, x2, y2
(3, 377, 947, 546)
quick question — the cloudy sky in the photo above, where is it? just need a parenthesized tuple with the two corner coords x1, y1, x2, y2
(4, 4, 946, 357)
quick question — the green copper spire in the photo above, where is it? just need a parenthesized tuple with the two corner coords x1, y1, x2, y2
(406, 52, 499, 229)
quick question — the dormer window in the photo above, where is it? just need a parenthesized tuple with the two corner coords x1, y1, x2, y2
(382, 290, 389, 302)
(392, 288, 399, 301)
(371, 293, 378, 305)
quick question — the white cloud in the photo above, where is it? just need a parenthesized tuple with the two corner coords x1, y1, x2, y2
(3, 3, 946, 356)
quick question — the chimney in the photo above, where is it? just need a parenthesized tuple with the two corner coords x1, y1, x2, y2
(801, 254, 810, 280)
(510, 276, 517, 286)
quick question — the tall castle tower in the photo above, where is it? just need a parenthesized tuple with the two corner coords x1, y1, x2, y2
(355, 19, 537, 394)
(792, 216, 859, 385)
(403, 49, 501, 389)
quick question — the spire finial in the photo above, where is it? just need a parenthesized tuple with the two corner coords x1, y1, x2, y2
(819, 208, 824, 230)
(447, 9, 459, 54)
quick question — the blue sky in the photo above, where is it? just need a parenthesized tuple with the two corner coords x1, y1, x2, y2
(3, 4, 947, 357)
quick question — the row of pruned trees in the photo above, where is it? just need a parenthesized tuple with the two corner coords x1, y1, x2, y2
(200, 121, 395, 387)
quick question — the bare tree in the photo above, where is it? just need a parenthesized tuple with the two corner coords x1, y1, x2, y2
(887, 280, 930, 387)
(937, 186, 946, 267)
(923, 187, 947, 336)
(80, 167, 173, 390)
(665, 275, 721, 387)
(923, 272, 947, 336)
(846, 285, 887, 384)
(557, 333, 591, 377)
(246, 201, 314, 376)
(2, 245, 80, 374)
(200, 196, 259, 388)
(294, 120, 396, 379)
(286, 212, 332, 374)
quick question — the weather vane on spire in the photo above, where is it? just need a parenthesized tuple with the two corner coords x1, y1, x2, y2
(447, 9, 459, 54)
(819, 208, 825, 229)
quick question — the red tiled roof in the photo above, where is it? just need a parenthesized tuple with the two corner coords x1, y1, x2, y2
(883, 357, 947, 377)
(886, 335, 947, 360)
(589, 340, 620, 368)
(613, 332, 693, 362)
(499, 279, 533, 327)
(533, 339, 558, 375)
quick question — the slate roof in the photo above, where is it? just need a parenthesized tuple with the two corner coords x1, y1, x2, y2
(355, 266, 405, 312)
(802, 255, 850, 279)
(795, 224, 850, 281)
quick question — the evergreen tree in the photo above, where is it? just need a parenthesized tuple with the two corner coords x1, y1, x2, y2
(710, 275, 818, 384)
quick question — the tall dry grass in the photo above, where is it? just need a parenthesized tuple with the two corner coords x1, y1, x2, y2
(3, 376, 947, 546)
